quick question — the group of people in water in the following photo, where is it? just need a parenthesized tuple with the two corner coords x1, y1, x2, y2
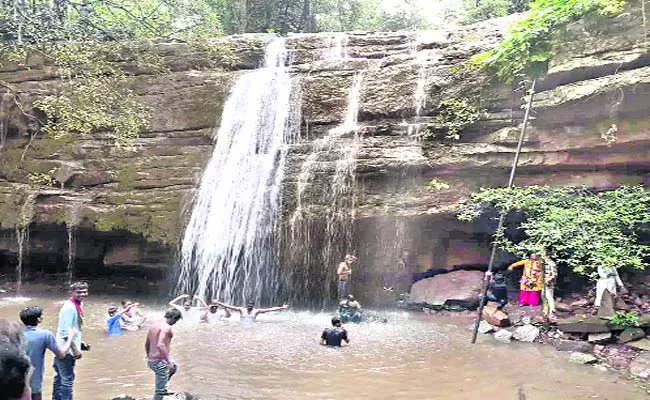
(0, 279, 355, 400)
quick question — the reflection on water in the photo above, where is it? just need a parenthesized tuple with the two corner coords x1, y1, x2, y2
(0, 293, 646, 400)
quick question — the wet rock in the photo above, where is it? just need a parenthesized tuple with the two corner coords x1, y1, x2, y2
(513, 324, 540, 342)
(520, 316, 532, 325)
(629, 353, 650, 379)
(597, 290, 616, 318)
(569, 352, 598, 365)
(478, 319, 494, 334)
(557, 317, 610, 333)
(494, 329, 513, 343)
(110, 396, 136, 400)
(619, 327, 646, 343)
(555, 302, 573, 313)
(615, 297, 633, 311)
(627, 338, 650, 351)
(570, 299, 589, 308)
(554, 339, 593, 353)
(407, 270, 484, 310)
(588, 332, 612, 344)
(482, 306, 510, 327)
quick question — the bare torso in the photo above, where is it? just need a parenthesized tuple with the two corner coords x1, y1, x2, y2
(146, 321, 173, 360)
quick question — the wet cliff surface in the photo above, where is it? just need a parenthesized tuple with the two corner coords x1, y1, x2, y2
(0, 2, 648, 292)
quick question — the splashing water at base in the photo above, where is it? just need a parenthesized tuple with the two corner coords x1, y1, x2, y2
(178, 38, 296, 305)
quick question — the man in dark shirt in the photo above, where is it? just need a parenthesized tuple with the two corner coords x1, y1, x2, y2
(320, 317, 349, 347)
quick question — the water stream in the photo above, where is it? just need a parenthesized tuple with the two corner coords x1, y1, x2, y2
(66, 201, 83, 284)
(178, 38, 296, 305)
(14, 192, 35, 295)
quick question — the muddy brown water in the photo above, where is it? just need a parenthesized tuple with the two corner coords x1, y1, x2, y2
(0, 290, 647, 400)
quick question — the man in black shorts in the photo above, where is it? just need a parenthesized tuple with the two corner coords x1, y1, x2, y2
(320, 317, 349, 347)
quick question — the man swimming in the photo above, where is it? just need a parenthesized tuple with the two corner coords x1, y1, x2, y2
(215, 300, 289, 323)
(200, 301, 231, 324)
(168, 294, 207, 322)
(320, 316, 349, 347)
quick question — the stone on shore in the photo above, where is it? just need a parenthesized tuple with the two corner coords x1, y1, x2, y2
(627, 338, 650, 351)
(587, 332, 612, 344)
(619, 327, 646, 343)
(569, 352, 598, 365)
(494, 329, 513, 343)
(629, 353, 650, 379)
(482, 306, 510, 327)
(557, 317, 610, 333)
(555, 302, 573, 313)
(597, 290, 616, 318)
(553, 339, 594, 354)
(478, 320, 494, 334)
(513, 324, 540, 342)
(408, 270, 484, 310)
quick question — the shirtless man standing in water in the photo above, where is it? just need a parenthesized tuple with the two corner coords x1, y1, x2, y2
(215, 301, 289, 323)
(145, 308, 182, 399)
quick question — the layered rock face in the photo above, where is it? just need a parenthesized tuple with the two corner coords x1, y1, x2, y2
(0, 2, 648, 296)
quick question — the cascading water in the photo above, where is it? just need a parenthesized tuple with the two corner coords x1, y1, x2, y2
(15, 193, 35, 295)
(66, 201, 82, 284)
(177, 37, 296, 305)
(288, 72, 363, 307)
(323, 34, 349, 60)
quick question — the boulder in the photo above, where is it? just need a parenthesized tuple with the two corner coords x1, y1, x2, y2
(555, 302, 573, 313)
(407, 270, 484, 310)
(570, 299, 589, 308)
(615, 297, 633, 311)
(482, 306, 510, 327)
(557, 317, 610, 333)
(478, 319, 494, 334)
(513, 324, 540, 342)
(553, 339, 594, 354)
(629, 353, 650, 379)
(597, 290, 616, 318)
(619, 327, 646, 343)
(494, 329, 513, 343)
(587, 332, 612, 344)
(627, 338, 650, 351)
(569, 352, 598, 365)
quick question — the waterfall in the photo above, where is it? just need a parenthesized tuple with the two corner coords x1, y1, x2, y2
(66, 202, 82, 284)
(323, 34, 349, 60)
(177, 37, 296, 305)
(288, 72, 363, 307)
(15, 192, 35, 294)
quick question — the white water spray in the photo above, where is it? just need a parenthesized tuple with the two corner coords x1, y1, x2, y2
(178, 38, 295, 305)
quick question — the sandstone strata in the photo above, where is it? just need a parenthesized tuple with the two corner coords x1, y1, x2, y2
(0, 2, 648, 284)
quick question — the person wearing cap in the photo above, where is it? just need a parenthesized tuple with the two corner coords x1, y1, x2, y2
(107, 303, 140, 336)
(214, 300, 289, 324)
(200, 302, 231, 324)
(320, 316, 349, 347)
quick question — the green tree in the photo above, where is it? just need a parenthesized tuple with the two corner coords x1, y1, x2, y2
(471, 0, 626, 82)
(458, 185, 650, 279)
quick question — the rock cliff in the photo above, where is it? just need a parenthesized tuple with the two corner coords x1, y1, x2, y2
(0, 1, 648, 293)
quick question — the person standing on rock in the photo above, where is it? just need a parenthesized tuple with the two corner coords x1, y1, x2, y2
(508, 254, 542, 306)
(595, 264, 626, 308)
(542, 253, 558, 320)
(53, 281, 89, 400)
(337, 254, 357, 300)
(146, 308, 182, 399)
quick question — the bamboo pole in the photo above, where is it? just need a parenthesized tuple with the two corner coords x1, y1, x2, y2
(471, 78, 537, 344)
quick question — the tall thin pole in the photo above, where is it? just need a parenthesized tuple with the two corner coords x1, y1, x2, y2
(471, 78, 537, 344)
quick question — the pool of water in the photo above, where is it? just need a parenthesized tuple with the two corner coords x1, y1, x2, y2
(0, 290, 646, 400)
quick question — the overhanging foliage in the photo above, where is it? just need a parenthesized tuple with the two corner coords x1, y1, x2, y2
(458, 185, 650, 278)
